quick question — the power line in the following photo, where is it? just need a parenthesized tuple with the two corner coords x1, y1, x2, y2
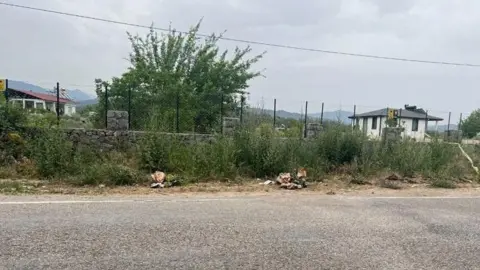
(2, 2, 480, 67)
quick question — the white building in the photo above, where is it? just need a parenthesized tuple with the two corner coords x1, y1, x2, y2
(7, 88, 76, 116)
(349, 105, 443, 141)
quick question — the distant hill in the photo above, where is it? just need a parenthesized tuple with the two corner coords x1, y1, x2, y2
(78, 98, 98, 106)
(68, 89, 95, 102)
(428, 124, 458, 132)
(7, 80, 95, 102)
(250, 108, 353, 124)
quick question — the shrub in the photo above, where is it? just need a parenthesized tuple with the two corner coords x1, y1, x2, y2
(430, 179, 457, 189)
(0, 115, 474, 187)
(26, 129, 74, 178)
(233, 130, 293, 177)
(76, 163, 145, 186)
(314, 127, 364, 170)
(137, 133, 177, 172)
(0, 106, 28, 131)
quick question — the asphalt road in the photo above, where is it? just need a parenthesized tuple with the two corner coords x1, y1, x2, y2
(1, 194, 480, 270)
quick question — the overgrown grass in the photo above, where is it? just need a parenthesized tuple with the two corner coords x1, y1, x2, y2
(0, 106, 477, 188)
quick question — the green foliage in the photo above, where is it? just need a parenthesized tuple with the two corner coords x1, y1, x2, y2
(0, 112, 473, 187)
(76, 164, 145, 186)
(138, 133, 176, 171)
(0, 105, 28, 131)
(430, 179, 457, 189)
(460, 109, 480, 138)
(26, 130, 74, 178)
(94, 20, 265, 132)
(315, 127, 364, 169)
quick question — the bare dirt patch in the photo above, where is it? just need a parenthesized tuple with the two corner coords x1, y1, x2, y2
(1, 178, 479, 197)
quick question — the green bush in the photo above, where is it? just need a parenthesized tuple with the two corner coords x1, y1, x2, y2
(0, 105, 27, 131)
(314, 127, 364, 170)
(0, 117, 473, 186)
(26, 129, 75, 178)
(76, 163, 145, 186)
(138, 133, 178, 172)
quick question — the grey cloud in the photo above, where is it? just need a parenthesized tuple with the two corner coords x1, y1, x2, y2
(0, 0, 479, 116)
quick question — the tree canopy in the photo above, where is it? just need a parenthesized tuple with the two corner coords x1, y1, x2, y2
(460, 109, 480, 138)
(94, 20, 265, 133)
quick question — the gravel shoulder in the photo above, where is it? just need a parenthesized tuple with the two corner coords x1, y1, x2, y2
(1, 178, 480, 197)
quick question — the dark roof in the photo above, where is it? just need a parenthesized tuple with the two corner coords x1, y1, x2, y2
(348, 108, 443, 121)
(9, 89, 74, 104)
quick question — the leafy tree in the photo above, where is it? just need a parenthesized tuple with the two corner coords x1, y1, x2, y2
(460, 109, 480, 138)
(95, 20, 265, 132)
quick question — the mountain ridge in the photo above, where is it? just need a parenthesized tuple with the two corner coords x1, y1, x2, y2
(7, 80, 95, 102)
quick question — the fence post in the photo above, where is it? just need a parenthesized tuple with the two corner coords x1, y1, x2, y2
(424, 110, 428, 141)
(273, 98, 277, 129)
(458, 113, 463, 142)
(304, 101, 308, 138)
(104, 83, 108, 129)
(4, 79, 9, 104)
(127, 86, 132, 130)
(240, 95, 244, 125)
(56, 82, 60, 127)
(320, 102, 324, 125)
(220, 93, 224, 134)
(176, 91, 180, 133)
(446, 111, 451, 140)
(399, 109, 403, 130)
(352, 104, 356, 129)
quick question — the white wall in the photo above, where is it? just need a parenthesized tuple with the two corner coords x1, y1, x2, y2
(64, 103, 76, 116)
(357, 117, 383, 139)
(9, 99, 76, 116)
(357, 116, 427, 141)
(398, 118, 426, 141)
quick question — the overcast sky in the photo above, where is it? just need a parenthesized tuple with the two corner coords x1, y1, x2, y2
(1, 0, 479, 120)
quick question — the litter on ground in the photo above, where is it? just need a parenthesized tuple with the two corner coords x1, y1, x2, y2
(150, 171, 166, 188)
(150, 171, 181, 188)
(261, 168, 308, 190)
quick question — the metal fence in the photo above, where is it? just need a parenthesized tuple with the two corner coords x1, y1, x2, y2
(1, 79, 477, 140)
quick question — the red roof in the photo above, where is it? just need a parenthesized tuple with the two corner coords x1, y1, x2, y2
(10, 89, 74, 104)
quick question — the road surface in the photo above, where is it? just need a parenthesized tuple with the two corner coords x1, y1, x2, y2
(1, 194, 479, 269)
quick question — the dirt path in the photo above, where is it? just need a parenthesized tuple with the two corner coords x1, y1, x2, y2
(1, 179, 480, 197)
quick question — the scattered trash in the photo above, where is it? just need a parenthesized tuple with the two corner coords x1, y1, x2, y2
(276, 168, 308, 190)
(150, 171, 166, 188)
(150, 182, 164, 188)
(150, 171, 182, 188)
(261, 180, 274, 185)
(258, 168, 308, 189)
(99, 184, 105, 188)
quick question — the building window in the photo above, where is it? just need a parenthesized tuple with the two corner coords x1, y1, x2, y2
(371, 116, 378, 130)
(412, 119, 419, 131)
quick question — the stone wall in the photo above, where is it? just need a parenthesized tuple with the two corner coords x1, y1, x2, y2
(305, 123, 323, 138)
(64, 128, 215, 150)
(222, 117, 240, 136)
(7, 127, 215, 151)
(107, 110, 129, 131)
(382, 127, 405, 142)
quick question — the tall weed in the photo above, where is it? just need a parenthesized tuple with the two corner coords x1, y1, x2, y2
(26, 129, 74, 178)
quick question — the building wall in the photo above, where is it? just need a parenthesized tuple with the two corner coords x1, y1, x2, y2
(358, 116, 427, 141)
(398, 118, 427, 141)
(10, 98, 76, 116)
(64, 103, 76, 116)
